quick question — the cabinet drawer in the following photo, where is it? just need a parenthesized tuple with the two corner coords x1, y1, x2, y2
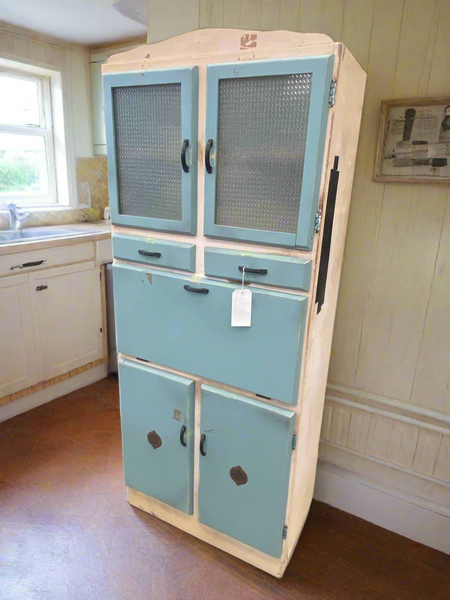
(204, 247, 312, 291)
(113, 234, 195, 272)
(0, 242, 95, 278)
(199, 385, 295, 557)
(119, 359, 195, 514)
(114, 265, 307, 404)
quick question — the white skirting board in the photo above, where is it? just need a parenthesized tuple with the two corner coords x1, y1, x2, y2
(314, 462, 450, 555)
(0, 364, 108, 423)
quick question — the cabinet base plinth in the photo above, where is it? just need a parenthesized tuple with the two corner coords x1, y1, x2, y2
(127, 487, 288, 578)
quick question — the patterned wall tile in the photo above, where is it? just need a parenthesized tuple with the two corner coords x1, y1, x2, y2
(76, 156, 109, 213)
(0, 157, 110, 230)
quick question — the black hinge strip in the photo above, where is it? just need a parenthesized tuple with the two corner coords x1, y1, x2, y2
(292, 434, 297, 450)
(316, 156, 340, 314)
(282, 525, 288, 539)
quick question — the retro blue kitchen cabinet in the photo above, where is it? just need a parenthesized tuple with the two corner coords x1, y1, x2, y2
(105, 29, 366, 577)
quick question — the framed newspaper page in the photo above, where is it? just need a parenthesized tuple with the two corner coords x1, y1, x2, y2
(374, 97, 450, 183)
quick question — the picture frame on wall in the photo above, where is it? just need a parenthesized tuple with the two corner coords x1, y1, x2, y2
(374, 97, 450, 184)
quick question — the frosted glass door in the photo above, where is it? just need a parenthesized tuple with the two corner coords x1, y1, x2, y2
(104, 67, 198, 234)
(204, 56, 334, 249)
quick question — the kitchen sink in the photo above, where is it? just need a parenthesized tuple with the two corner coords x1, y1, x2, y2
(0, 227, 93, 245)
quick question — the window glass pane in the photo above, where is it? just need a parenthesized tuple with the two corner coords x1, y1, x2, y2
(0, 133, 49, 196)
(0, 73, 40, 127)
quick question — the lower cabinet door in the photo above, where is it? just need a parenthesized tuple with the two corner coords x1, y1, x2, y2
(31, 262, 103, 380)
(198, 385, 296, 557)
(119, 360, 195, 514)
(0, 274, 38, 398)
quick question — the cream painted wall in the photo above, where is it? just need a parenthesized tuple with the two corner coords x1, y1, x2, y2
(0, 21, 93, 207)
(148, 0, 450, 520)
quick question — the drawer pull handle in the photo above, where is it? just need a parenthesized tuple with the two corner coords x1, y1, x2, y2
(11, 259, 46, 270)
(205, 139, 213, 174)
(36, 284, 48, 291)
(138, 249, 161, 258)
(184, 284, 209, 294)
(200, 433, 206, 456)
(238, 266, 268, 275)
(180, 424, 187, 447)
(181, 139, 189, 173)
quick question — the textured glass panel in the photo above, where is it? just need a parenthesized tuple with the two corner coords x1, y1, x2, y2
(113, 83, 182, 221)
(215, 73, 312, 234)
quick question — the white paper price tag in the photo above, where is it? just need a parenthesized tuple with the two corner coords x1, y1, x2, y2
(231, 288, 252, 327)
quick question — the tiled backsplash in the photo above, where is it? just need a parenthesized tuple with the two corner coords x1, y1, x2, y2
(0, 157, 110, 230)
(76, 156, 109, 213)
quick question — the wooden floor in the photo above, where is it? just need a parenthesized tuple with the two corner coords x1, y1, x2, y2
(0, 377, 449, 600)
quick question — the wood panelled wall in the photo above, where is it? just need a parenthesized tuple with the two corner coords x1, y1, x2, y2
(147, 0, 450, 514)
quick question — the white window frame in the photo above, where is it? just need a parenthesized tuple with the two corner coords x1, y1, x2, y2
(0, 67, 58, 205)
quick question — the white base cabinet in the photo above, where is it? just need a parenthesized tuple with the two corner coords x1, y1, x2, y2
(0, 240, 108, 402)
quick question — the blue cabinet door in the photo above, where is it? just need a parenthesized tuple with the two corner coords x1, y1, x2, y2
(104, 67, 198, 234)
(113, 264, 307, 405)
(119, 359, 195, 514)
(204, 56, 334, 249)
(199, 385, 296, 557)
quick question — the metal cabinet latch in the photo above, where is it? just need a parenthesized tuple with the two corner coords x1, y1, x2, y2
(329, 78, 337, 107)
(314, 211, 322, 233)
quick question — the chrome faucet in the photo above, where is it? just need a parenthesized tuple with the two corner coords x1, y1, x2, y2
(8, 203, 31, 230)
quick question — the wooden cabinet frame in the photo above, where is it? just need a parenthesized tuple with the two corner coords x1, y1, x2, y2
(107, 29, 366, 577)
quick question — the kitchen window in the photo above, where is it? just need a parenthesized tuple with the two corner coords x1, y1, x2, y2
(0, 67, 58, 206)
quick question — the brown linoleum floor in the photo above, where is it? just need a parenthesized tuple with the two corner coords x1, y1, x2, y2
(0, 376, 449, 600)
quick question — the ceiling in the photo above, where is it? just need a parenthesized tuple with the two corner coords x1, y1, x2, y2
(0, 0, 148, 46)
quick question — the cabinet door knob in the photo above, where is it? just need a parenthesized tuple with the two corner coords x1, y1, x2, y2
(181, 139, 189, 173)
(180, 424, 187, 447)
(147, 430, 162, 449)
(200, 433, 206, 456)
(205, 139, 213, 174)
(36, 284, 48, 291)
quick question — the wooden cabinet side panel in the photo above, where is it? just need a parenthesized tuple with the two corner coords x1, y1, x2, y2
(285, 45, 366, 558)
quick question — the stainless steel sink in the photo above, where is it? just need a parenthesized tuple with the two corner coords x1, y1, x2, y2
(0, 227, 90, 245)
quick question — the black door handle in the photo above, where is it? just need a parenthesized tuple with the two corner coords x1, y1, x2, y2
(181, 139, 189, 173)
(11, 259, 46, 270)
(138, 249, 161, 258)
(180, 424, 187, 447)
(36, 284, 48, 291)
(184, 284, 209, 294)
(200, 433, 206, 456)
(238, 266, 268, 275)
(205, 139, 213, 174)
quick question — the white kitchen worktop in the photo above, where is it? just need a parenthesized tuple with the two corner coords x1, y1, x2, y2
(0, 222, 111, 256)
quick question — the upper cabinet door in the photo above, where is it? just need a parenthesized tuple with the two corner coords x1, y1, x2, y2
(204, 56, 334, 249)
(104, 67, 198, 234)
